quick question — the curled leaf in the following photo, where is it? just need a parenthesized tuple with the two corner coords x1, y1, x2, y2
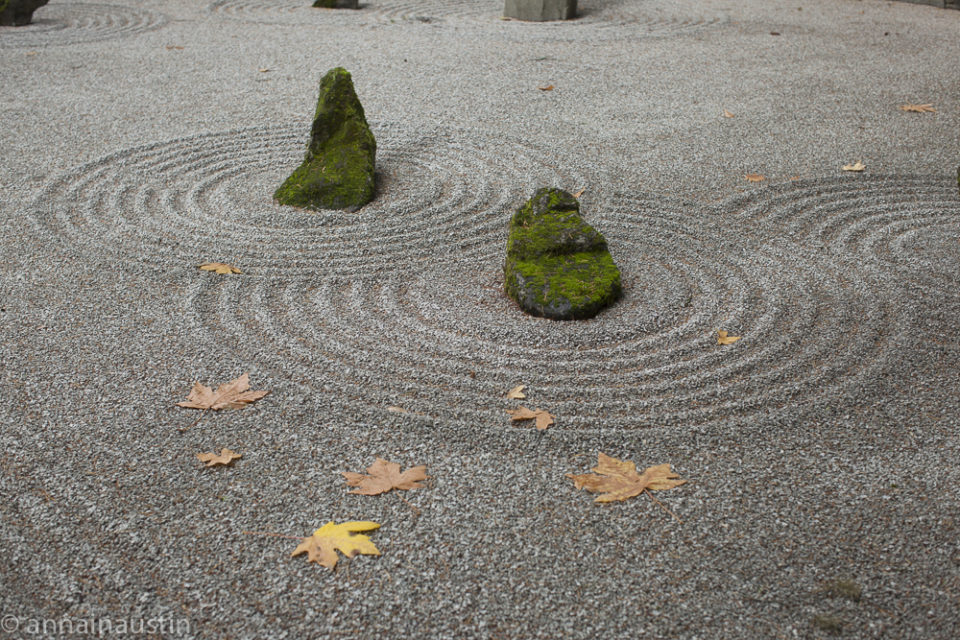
(842, 161, 865, 172)
(197, 448, 241, 467)
(506, 385, 526, 400)
(198, 262, 241, 275)
(717, 329, 741, 345)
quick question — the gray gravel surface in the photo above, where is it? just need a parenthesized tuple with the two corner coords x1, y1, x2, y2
(2, 0, 959, 638)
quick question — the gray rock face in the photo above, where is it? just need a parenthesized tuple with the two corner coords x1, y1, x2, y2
(274, 67, 376, 212)
(312, 0, 359, 9)
(503, 0, 577, 21)
(504, 188, 622, 320)
(0, 0, 49, 26)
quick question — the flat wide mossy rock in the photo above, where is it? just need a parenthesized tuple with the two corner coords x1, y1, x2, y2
(0, 0, 49, 26)
(274, 67, 375, 211)
(312, 0, 359, 9)
(504, 188, 622, 320)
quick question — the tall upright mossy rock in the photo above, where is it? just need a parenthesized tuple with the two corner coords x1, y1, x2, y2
(274, 67, 376, 212)
(0, 0, 49, 26)
(504, 188, 622, 320)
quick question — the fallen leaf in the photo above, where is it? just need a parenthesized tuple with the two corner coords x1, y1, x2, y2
(177, 373, 269, 410)
(744, 174, 765, 182)
(291, 521, 380, 569)
(507, 406, 554, 430)
(165, 45, 184, 50)
(572, 188, 586, 198)
(538, 85, 554, 91)
(717, 329, 741, 345)
(198, 262, 241, 274)
(258, 68, 270, 73)
(722, 109, 735, 118)
(568, 453, 686, 503)
(197, 448, 241, 467)
(342, 458, 429, 495)
(386, 405, 408, 414)
(842, 161, 865, 172)
(506, 385, 526, 400)
(899, 103, 935, 113)
(25, 51, 38, 56)
(770, 31, 781, 36)
(789, 175, 801, 181)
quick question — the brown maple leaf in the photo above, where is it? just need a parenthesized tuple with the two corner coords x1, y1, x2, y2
(342, 458, 428, 495)
(899, 103, 935, 113)
(198, 262, 241, 274)
(506, 385, 526, 400)
(538, 84, 554, 91)
(722, 109, 735, 118)
(197, 448, 241, 467)
(568, 453, 686, 503)
(507, 406, 554, 430)
(717, 329, 741, 345)
(177, 373, 269, 410)
(291, 521, 381, 569)
(744, 174, 765, 182)
(842, 161, 866, 172)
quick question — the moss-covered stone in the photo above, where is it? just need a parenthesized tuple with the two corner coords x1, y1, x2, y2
(274, 67, 375, 212)
(504, 187, 621, 320)
(0, 0, 49, 26)
(312, 0, 359, 9)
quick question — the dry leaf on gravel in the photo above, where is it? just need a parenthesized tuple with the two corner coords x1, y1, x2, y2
(291, 521, 381, 569)
(198, 262, 241, 274)
(899, 104, 935, 113)
(506, 385, 526, 400)
(572, 188, 586, 198)
(177, 373, 269, 410)
(197, 448, 241, 467)
(387, 406, 409, 414)
(744, 174, 765, 182)
(507, 406, 554, 430)
(717, 329, 741, 345)
(722, 109, 735, 118)
(538, 85, 554, 91)
(342, 458, 428, 495)
(568, 453, 686, 503)
(842, 161, 866, 172)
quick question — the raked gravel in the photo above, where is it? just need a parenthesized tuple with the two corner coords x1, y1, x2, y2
(1, 0, 959, 638)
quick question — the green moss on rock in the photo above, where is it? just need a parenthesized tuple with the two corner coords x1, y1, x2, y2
(504, 187, 621, 320)
(0, 0, 49, 26)
(274, 67, 375, 212)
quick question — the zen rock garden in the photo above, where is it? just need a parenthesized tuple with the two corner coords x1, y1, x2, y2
(0, 0, 48, 26)
(279, 70, 621, 321)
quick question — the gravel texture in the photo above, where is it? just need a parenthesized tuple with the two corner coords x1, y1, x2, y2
(1, 0, 959, 638)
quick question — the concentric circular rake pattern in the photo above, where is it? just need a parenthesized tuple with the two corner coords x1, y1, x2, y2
(28, 123, 594, 277)
(206, 0, 727, 37)
(0, 2, 167, 48)
(181, 194, 900, 432)
(725, 176, 960, 295)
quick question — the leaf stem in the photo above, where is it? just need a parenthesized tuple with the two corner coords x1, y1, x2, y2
(178, 408, 208, 433)
(645, 490, 683, 523)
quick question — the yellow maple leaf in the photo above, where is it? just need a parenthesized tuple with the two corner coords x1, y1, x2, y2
(291, 521, 381, 569)
(197, 448, 241, 467)
(842, 161, 865, 172)
(177, 373, 269, 410)
(198, 262, 241, 275)
(507, 406, 554, 430)
(899, 103, 935, 113)
(744, 174, 765, 182)
(506, 385, 526, 400)
(568, 453, 686, 503)
(717, 329, 741, 345)
(342, 458, 428, 496)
